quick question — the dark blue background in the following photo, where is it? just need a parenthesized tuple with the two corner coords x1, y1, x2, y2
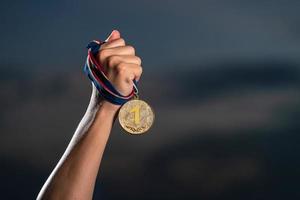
(1, 0, 300, 199)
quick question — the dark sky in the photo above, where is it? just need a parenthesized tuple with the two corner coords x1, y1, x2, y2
(1, 0, 300, 70)
(1, 1, 300, 199)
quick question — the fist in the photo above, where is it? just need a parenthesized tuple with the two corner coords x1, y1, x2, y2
(96, 30, 142, 97)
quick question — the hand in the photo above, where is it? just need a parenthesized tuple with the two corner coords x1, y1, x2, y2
(98, 30, 142, 95)
(90, 30, 142, 111)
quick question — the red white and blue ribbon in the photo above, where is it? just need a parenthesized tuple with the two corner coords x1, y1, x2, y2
(83, 40, 138, 105)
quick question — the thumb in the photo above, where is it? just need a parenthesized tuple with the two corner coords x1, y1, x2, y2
(105, 30, 121, 42)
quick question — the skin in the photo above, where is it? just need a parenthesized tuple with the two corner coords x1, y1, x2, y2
(37, 30, 142, 200)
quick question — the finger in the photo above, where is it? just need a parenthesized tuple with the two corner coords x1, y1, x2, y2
(107, 55, 141, 68)
(101, 38, 126, 49)
(126, 64, 143, 82)
(105, 30, 121, 42)
(115, 62, 143, 82)
(98, 46, 136, 64)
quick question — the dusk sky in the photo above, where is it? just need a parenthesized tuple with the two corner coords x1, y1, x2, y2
(1, 0, 300, 70)
(1, 1, 300, 199)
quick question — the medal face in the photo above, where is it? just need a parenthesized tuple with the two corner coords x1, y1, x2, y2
(118, 99, 154, 135)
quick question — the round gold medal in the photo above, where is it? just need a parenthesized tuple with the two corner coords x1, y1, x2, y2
(118, 99, 154, 135)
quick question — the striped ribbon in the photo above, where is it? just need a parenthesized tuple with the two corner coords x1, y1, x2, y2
(83, 40, 138, 105)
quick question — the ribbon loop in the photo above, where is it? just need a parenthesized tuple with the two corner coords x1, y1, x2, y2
(84, 40, 138, 105)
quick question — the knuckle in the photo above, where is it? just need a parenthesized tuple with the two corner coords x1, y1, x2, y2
(136, 56, 142, 65)
(98, 49, 109, 61)
(118, 38, 126, 46)
(127, 45, 135, 54)
(99, 42, 108, 49)
(138, 65, 143, 75)
(107, 55, 119, 67)
(116, 63, 127, 74)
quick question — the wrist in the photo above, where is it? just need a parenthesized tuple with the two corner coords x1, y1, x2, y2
(95, 98, 121, 119)
(101, 100, 121, 114)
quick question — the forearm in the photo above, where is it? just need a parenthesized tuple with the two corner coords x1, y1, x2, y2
(37, 87, 119, 200)
(38, 29, 142, 199)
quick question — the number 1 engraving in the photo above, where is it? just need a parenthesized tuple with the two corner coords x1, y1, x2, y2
(130, 105, 140, 124)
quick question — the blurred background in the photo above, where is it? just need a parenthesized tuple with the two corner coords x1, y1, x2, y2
(1, 0, 300, 199)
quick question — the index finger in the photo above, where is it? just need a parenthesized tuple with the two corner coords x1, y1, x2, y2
(100, 38, 126, 50)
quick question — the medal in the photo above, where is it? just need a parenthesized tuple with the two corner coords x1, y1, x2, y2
(84, 40, 154, 135)
(118, 96, 155, 135)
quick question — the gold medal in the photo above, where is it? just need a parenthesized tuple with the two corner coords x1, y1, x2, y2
(84, 40, 154, 135)
(118, 97, 155, 135)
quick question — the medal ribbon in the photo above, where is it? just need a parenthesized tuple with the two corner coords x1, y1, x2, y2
(83, 40, 138, 105)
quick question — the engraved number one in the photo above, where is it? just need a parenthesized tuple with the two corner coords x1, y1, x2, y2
(130, 106, 140, 124)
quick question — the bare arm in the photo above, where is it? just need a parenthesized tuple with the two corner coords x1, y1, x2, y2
(37, 86, 118, 200)
(37, 30, 142, 200)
